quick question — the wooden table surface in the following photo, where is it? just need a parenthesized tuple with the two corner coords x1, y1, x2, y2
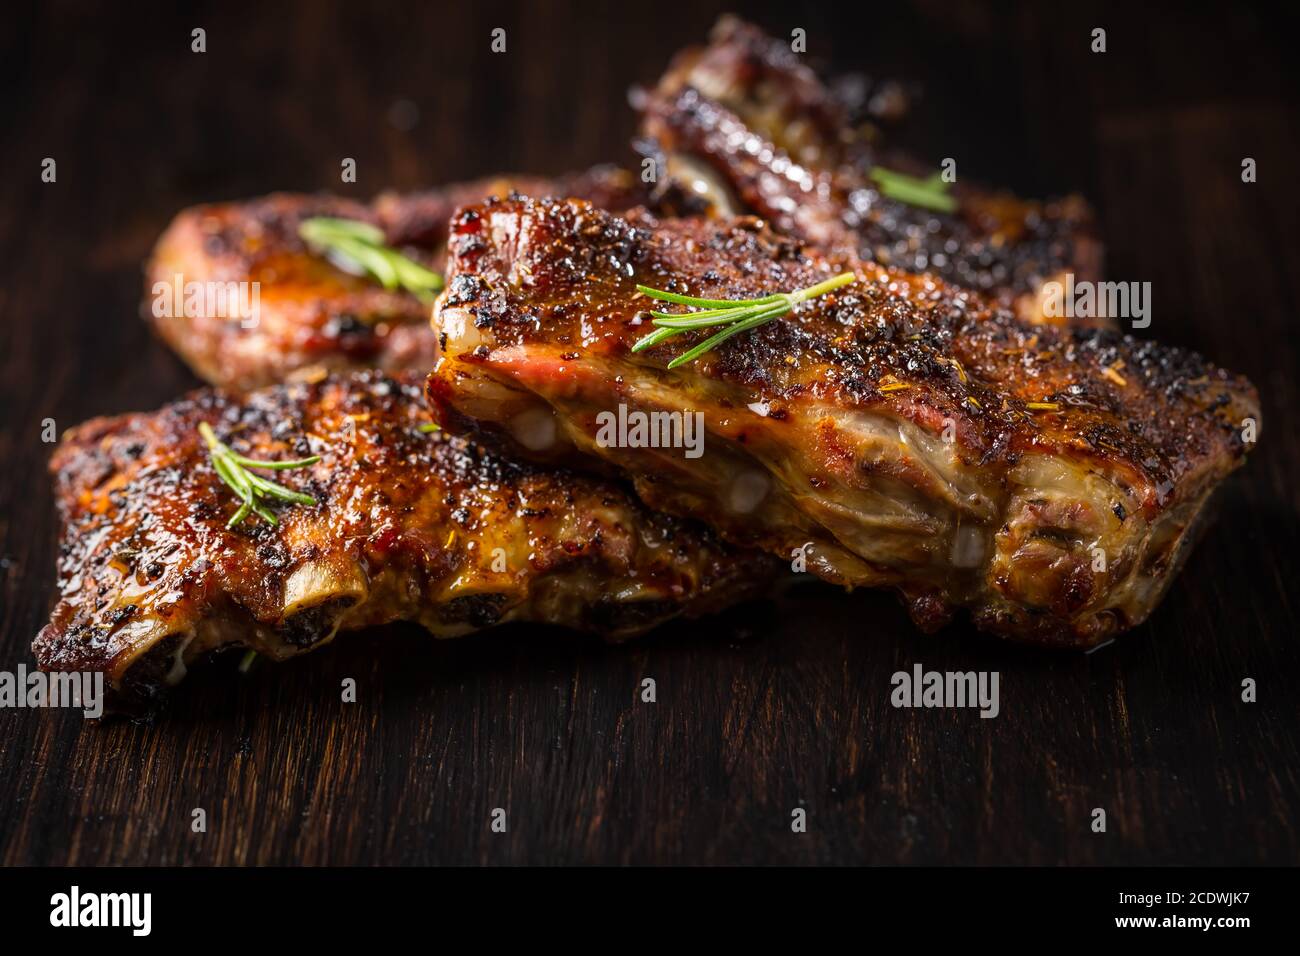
(1, 0, 1296, 866)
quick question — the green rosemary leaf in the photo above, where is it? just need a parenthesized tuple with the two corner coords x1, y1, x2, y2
(869, 166, 958, 214)
(665, 301, 790, 370)
(630, 271, 857, 366)
(636, 284, 784, 309)
(199, 422, 321, 529)
(299, 217, 444, 302)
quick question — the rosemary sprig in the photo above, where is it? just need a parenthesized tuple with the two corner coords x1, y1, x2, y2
(630, 272, 857, 369)
(198, 422, 321, 529)
(299, 217, 443, 302)
(869, 166, 958, 214)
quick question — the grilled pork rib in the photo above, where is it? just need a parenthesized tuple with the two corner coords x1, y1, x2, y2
(428, 197, 1259, 647)
(638, 17, 1103, 326)
(34, 372, 771, 705)
(146, 167, 645, 390)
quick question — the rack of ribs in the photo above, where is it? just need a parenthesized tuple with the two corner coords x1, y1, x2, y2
(34, 372, 773, 708)
(637, 17, 1104, 326)
(146, 166, 647, 390)
(428, 196, 1259, 648)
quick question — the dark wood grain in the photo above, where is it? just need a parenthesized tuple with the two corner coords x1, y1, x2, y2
(1, 0, 1296, 866)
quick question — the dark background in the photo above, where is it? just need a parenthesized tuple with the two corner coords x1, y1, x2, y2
(1, 0, 1297, 865)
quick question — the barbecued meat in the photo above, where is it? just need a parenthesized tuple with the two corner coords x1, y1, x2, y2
(147, 192, 433, 391)
(428, 196, 1259, 647)
(146, 167, 646, 390)
(637, 15, 876, 184)
(638, 17, 1103, 326)
(34, 372, 772, 708)
(374, 166, 646, 249)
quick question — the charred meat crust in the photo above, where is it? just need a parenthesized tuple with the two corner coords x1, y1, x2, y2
(146, 192, 437, 391)
(375, 166, 647, 249)
(429, 196, 1259, 647)
(637, 17, 1104, 325)
(145, 168, 647, 390)
(35, 371, 774, 707)
(639, 15, 866, 171)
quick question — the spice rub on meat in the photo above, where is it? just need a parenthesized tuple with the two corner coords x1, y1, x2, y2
(429, 196, 1258, 647)
(35, 372, 773, 707)
(637, 17, 1104, 326)
(146, 167, 646, 390)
